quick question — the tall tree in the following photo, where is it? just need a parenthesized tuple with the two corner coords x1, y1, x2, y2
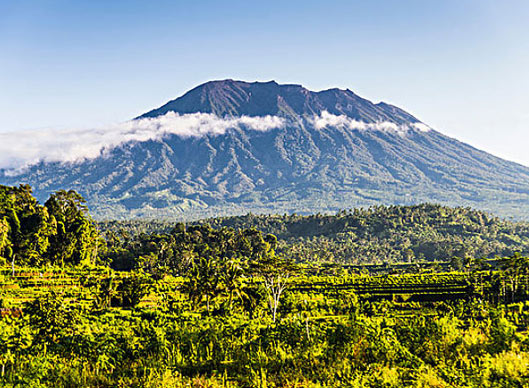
(0, 185, 55, 266)
(252, 254, 298, 322)
(0, 218, 9, 261)
(45, 190, 100, 266)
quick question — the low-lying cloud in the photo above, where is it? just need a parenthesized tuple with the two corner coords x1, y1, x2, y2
(0, 112, 285, 172)
(308, 111, 431, 134)
(0, 110, 431, 173)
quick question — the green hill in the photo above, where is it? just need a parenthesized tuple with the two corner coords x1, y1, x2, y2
(99, 203, 529, 265)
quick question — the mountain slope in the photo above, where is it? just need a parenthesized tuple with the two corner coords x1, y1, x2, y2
(2, 79, 529, 220)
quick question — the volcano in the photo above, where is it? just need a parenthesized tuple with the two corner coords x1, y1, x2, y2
(2, 79, 529, 220)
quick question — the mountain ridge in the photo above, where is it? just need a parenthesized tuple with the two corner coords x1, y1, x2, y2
(139, 79, 422, 124)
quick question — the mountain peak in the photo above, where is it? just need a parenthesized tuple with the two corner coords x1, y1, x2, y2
(138, 79, 421, 124)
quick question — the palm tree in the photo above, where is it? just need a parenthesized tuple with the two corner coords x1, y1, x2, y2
(222, 258, 245, 311)
(184, 255, 222, 314)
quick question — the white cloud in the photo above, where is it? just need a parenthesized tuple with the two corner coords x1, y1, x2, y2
(411, 122, 432, 132)
(0, 112, 285, 172)
(0, 110, 431, 173)
(308, 111, 431, 134)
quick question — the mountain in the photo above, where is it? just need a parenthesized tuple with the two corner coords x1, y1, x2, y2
(2, 79, 529, 220)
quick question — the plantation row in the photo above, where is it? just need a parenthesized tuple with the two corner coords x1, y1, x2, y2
(3, 267, 528, 312)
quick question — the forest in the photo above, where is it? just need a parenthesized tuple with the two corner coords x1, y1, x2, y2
(100, 204, 529, 267)
(2, 184, 529, 387)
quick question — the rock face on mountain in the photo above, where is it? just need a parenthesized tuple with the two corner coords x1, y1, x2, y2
(139, 80, 420, 124)
(2, 79, 529, 220)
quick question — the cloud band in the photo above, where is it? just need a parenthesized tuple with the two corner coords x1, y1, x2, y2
(0, 111, 430, 172)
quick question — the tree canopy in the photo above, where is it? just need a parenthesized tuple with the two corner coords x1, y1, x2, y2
(0, 185, 100, 267)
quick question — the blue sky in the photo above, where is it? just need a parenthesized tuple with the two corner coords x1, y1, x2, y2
(1, 0, 529, 165)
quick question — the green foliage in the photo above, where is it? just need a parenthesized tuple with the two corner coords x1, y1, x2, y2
(0, 185, 102, 267)
(2, 259, 529, 387)
(102, 222, 278, 275)
(118, 272, 153, 307)
(0, 217, 9, 258)
(100, 204, 529, 266)
(45, 189, 100, 266)
(0, 184, 55, 266)
(6, 187, 529, 386)
(24, 290, 81, 344)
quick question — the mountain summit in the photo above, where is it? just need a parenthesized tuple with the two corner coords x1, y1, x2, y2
(2, 79, 529, 220)
(139, 79, 420, 124)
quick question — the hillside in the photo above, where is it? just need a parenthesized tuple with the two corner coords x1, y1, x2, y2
(99, 204, 529, 265)
(3, 80, 529, 219)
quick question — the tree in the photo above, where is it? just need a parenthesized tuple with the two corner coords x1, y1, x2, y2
(45, 190, 100, 266)
(183, 255, 223, 313)
(0, 184, 55, 266)
(222, 258, 246, 311)
(0, 218, 9, 264)
(24, 291, 81, 345)
(253, 254, 298, 322)
(89, 274, 119, 309)
(117, 272, 153, 307)
(501, 253, 529, 301)
(240, 283, 265, 319)
(449, 256, 464, 271)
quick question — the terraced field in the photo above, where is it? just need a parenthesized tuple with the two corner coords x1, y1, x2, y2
(1, 268, 487, 313)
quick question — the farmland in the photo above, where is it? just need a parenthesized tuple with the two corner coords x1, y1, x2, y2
(2, 184, 529, 387)
(2, 260, 529, 387)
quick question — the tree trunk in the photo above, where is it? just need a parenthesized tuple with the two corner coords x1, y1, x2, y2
(11, 254, 15, 277)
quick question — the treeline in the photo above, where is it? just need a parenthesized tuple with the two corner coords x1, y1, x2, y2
(100, 204, 529, 265)
(6, 184, 529, 270)
(0, 185, 284, 283)
(0, 185, 100, 267)
(196, 205, 529, 263)
(105, 222, 280, 274)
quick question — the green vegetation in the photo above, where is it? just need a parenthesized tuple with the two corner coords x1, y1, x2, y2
(100, 204, 529, 266)
(0, 185, 101, 268)
(196, 206, 529, 264)
(3, 184, 529, 387)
